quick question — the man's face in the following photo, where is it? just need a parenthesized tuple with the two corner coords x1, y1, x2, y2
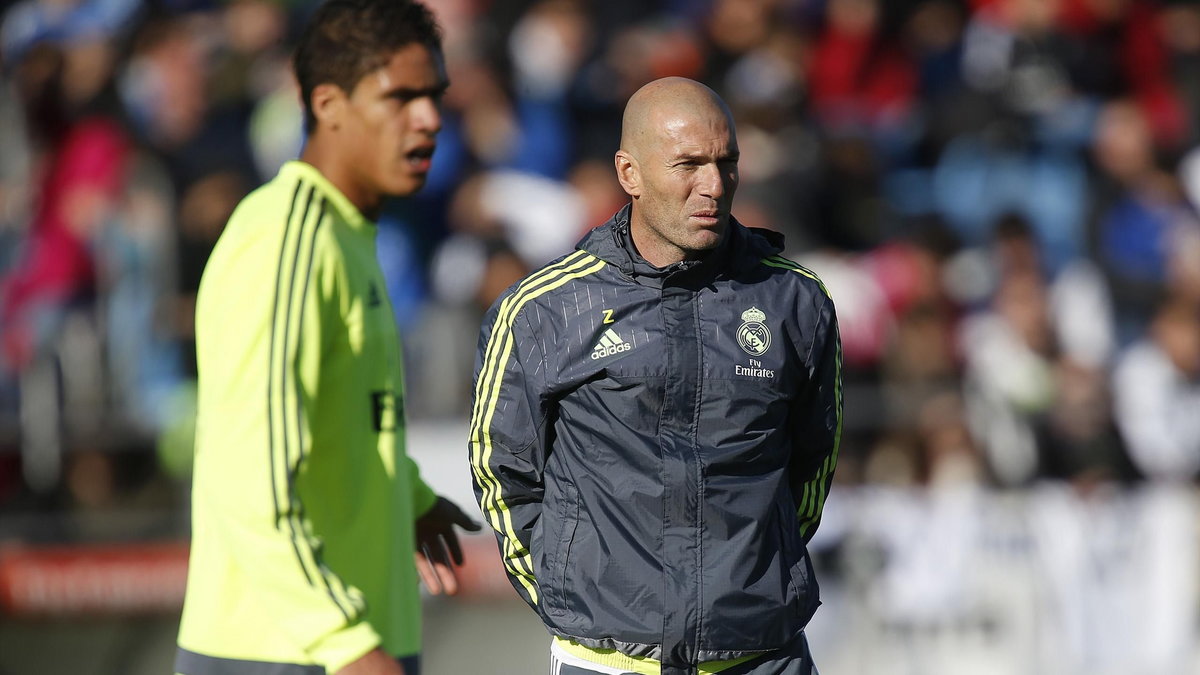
(341, 43, 447, 198)
(632, 110, 739, 260)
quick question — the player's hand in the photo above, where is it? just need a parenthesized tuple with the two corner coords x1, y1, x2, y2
(335, 648, 405, 675)
(414, 495, 482, 595)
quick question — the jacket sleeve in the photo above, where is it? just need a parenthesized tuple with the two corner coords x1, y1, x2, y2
(790, 293, 843, 544)
(468, 293, 550, 612)
(190, 226, 379, 673)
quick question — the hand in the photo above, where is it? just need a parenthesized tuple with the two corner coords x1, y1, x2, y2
(335, 648, 405, 675)
(414, 496, 482, 595)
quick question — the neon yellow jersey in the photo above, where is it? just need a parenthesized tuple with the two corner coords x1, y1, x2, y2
(177, 161, 437, 674)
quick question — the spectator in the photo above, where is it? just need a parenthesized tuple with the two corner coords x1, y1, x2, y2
(1112, 294, 1200, 482)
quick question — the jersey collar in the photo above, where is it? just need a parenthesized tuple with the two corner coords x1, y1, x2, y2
(280, 160, 372, 231)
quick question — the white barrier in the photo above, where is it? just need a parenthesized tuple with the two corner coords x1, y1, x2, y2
(808, 484, 1200, 675)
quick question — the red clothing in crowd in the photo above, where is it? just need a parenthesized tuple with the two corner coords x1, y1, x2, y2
(1, 117, 128, 368)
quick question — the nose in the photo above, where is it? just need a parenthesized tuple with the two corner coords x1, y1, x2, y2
(411, 96, 441, 136)
(697, 162, 725, 200)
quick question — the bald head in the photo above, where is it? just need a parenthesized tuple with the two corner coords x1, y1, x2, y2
(613, 77, 741, 268)
(620, 77, 735, 161)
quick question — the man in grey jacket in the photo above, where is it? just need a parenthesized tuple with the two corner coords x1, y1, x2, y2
(469, 77, 842, 675)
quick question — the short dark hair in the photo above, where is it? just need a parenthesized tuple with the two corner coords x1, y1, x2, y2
(293, 0, 442, 133)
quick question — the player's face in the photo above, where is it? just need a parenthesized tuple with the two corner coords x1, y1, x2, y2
(342, 43, 446, 198)
(634, 109, 739, 261)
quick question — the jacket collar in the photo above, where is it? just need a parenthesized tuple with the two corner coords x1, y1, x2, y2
(576, 204, 786, 286)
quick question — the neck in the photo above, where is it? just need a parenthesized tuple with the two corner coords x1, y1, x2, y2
(628, 216, 684, 269)
(300, 135, 382, 220)
(629, 229, 680, 269)
(627, 211, 716, 269)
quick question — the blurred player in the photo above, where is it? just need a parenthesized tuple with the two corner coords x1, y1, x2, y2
(175, 2, 478, 674)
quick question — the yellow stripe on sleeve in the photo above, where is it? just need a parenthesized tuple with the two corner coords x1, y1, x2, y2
(468, 252, 592, 589)
(758, 256, 842, 538)
(470, 252, 605, 603)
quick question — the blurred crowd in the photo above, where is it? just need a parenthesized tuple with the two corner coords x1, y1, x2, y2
(0, 0, 1199, 507)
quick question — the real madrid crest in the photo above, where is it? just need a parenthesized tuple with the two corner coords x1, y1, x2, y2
(737, 307, 771, 356)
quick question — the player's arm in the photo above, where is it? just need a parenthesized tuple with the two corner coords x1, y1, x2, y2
(789, 294, 843, 544)
(468, 295, 551, 612)
(193, 224, 381, 673)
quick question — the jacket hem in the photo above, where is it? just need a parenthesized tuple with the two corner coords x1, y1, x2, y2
(548, 629, 807, 664)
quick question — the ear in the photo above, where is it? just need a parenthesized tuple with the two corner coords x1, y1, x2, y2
(614, 150, 641, 198)
(310, 83, 348, 133)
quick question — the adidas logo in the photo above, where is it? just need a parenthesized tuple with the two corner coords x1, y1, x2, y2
(591, 328, 632, 360)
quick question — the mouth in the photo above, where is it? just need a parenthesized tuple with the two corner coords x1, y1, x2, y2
(689, 210, 722, 224)
(404, 145, 436, 172)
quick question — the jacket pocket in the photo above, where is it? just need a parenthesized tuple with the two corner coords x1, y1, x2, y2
(545, 479, 580, 618)
(776, 498, 820, 623)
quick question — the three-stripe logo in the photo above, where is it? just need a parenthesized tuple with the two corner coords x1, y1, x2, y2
(591, 327, 632, 360)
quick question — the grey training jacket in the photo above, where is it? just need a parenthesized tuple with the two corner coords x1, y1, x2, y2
(469, 205, 842, 673)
